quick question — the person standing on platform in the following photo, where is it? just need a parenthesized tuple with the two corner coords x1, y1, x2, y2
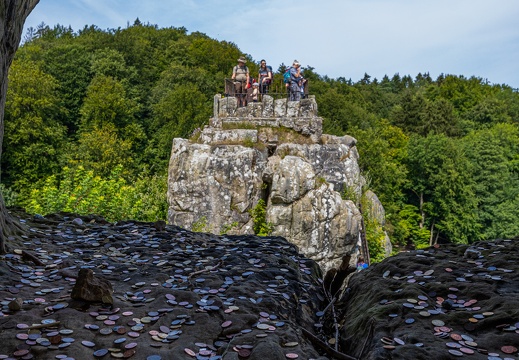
(289, 60, 302, 101)
(258, 59, 272, 94)
(232, 56, 250, 107)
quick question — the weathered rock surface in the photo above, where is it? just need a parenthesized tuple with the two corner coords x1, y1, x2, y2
(168, 135, 364, 272)
(336, 239, 519, 360)
(168, 139, 267, 234)
(268, 183, 361, 267)
(0, 211, 328, 360)
(8, 298, 23, 311)
(71, 268, 114, 304)
(2, 212, 517, 360)
(168, 95, 376, 272)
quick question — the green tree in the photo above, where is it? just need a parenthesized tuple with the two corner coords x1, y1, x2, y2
(0, 0, 40, 253)
(41, 43, 92, 133)
(390, 91, 459, 136)
(80, 75, 139, 130)
(462, 123, 519, 239)
(146, 83, 210, 166)
(68, 124, 135, 178)
(3, 58, 66, 190)
(405, 134, 480, 245)
(23, 165, 166, 222)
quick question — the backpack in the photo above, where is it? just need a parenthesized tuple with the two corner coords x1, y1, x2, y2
(265, 65, 273, 84)
(283, 68, 291, 84)
(234, 65, 249, 80)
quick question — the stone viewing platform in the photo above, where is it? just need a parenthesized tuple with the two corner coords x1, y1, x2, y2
(205, 94, 323, 143)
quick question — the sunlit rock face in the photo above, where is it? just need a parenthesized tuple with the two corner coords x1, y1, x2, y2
(168, 94, 385, 272)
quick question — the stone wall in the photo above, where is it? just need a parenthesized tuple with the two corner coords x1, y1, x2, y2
(211, 95, 322, 143)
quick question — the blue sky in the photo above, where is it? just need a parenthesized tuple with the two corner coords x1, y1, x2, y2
(24, 0, 519, 88)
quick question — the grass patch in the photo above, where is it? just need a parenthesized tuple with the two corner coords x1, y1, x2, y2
(222, 122, 259, 130)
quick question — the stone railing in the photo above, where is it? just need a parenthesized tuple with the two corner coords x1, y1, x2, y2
(213, 94, 318, 119)
(209, 94, 322, 143)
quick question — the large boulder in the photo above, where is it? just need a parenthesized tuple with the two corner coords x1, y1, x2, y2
(168, 103, 386, 272)
(267, 183, 362, 272)
(168, 139, 268, 234)
(273, 141, 364, 197)
(270, 155, 315, 204)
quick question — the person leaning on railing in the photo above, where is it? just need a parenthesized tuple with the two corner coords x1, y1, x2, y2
(231, 56, 250, 107)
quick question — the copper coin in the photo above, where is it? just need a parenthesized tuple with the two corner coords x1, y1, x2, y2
(502, 346, 518, 354)
(450, 333, 462, 341)
(221, 321, 232, 328)
(13, 350, 29, 356)
(238, 349, 251, 357)
(460, 347, 474, 354)
(49, 335, 62, 344)
(123, 349, 136, 358)
(286, 354, 299, 359)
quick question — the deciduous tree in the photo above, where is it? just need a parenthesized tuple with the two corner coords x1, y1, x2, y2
(0, 0, 40, 253)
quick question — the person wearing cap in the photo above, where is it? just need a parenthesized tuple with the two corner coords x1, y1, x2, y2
(251, 82, 259, 102)
(231, 56, 250, 107)
(289, 60, 302, 101)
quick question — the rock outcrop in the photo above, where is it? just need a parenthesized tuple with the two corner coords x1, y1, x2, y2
(337, 239, 519, 360)
(71, 268, 114, 304)
(168, 94, 385, 272)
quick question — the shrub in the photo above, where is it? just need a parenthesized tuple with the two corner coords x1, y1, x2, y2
(249, 199, 272, 236)
(22, 165, 167, 222)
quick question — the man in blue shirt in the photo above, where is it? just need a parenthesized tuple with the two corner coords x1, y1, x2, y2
(289, 60, 302, 101)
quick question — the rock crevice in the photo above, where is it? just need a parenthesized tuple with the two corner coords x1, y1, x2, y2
(168, 94, 387, 272)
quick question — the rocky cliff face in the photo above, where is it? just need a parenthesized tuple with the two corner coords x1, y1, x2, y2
(168, 95, 387, 272)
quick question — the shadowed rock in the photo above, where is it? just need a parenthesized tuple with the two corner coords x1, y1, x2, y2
(71, 268, 113, 304)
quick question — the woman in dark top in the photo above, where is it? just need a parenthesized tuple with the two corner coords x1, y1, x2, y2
(258, 59, 272, 94)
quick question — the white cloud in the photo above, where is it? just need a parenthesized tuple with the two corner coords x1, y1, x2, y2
(24, 0, 519, 87)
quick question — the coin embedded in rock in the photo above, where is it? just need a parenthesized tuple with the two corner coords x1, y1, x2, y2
(94, 349, 109, 357)
(502, 346, 518, 354)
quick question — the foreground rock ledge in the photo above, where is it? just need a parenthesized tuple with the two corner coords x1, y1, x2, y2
(0, 212, 329, 360)
(1, 213, 517, 360)
(337, 239, 519, 360)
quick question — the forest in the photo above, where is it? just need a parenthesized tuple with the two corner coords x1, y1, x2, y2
(3, 21, 519, 258)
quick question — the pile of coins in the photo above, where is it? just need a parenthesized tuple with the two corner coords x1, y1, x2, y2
(0, 216, 328, 359)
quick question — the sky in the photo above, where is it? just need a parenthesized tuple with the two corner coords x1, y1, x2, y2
(24, 0, 519, 88)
